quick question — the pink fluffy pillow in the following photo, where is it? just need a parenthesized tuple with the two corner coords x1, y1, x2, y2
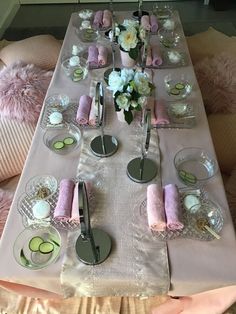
(194, 52, 236, 114)
(0, 61, 53, 123)
(0, 189, 13, 238)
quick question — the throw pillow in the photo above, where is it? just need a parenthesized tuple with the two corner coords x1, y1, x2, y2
(186, 27, 236, 64)
(0, 117, 35, 182)
(0, 61, 53, 123)
(0, 35, 62, 70)
(194, 52, 236, 114)
(208, 113, 236, 175)
(0, 189, 13, 238)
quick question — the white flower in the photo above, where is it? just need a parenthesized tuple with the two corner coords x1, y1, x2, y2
(69, 56, 80, 66)
(130, 100, 138, 108)
(122, 19, 139, 28)
(120, 68, 134, 85)
(138, 96, 147, 107)
(115, 26, 120, 36)
(116, 93, 130, 111)
(107, 70, 124, 95)
(127, 85, 133, 93)
(134, 72, 151, 95)
(118, 27, 138, 52)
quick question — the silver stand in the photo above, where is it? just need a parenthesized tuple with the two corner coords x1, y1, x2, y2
(90, 82, 119, 157)
(75, 182, 112, 265)
(127, 109, 157, 183)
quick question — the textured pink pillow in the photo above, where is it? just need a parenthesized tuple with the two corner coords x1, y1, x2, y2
(0, 35, 61, 70)
(0, 61, 53, 123)
(194, 52, 236, 114)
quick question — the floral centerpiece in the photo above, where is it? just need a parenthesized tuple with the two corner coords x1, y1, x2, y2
(108, 68, 154, 124)
(113, 19, 147, 62)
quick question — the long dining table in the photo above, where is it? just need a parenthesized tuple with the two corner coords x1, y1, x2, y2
(0, 9, 236, 299)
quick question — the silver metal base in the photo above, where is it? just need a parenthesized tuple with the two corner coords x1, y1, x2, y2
(90, 135, 118, 157)
(127, 157, 157, 183)
(75, 228, 112, 265)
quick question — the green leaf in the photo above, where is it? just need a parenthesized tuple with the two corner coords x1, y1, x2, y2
(129, 48, 138, 60)
(124, 110, 133, 125)
(119, 25, 126, 31)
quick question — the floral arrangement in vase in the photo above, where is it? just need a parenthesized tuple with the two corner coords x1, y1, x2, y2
(113, 19, 147, 62)
(108, 68, 154, 124)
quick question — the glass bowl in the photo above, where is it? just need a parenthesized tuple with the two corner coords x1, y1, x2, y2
(164, 73, 193, 100)
(78, 9, 94, 21)
(43, 123, 82, 155)
(188, 201, 224, 241)
(158, 29, 181, 48)
(13, 225, 61, 270)
(153, 4, 173, 20)
(61, 55, 88, 82)
(174, 147, 218, 187)
(25, 175, 58, 201)
(45, 94, 70, 111)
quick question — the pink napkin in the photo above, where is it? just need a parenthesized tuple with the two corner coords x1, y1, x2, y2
(164, 184, 184, 231)
(88, 45, 99, 68)
(146, 46, 152, 66)
(97, 45, 108, 66)
(102, 10, 112, 28)
(93, 10, 103, 28)
(147, 184, 166, 232)
(54, 179, 75, 221)
(89, 97, 97, 126)
(150, 14, 158, 33)
(151, 45, 163, 66)
(70, 181, 93, 223)
(76, 95, 92, 125)
(153, 100, 170, 125)
(141, 15, 151, 31)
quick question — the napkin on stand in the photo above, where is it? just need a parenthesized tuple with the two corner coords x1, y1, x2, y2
(88, 45, 99, 68)
(76, 95, 92, 125)
(54, 179, 75, 221)
(93, 10, 103, 28)
(147, 184, 167, 231)
(102, 10, 112, 28)
(153, 100, 170, 125)
(164, 184, 184, 230)
(150, 14, 158, 33)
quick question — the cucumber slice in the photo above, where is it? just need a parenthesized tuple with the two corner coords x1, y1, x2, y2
(170, 88, 180, 95)
(39, 242, 54, 254)
(73, 76, 83, 82)
(63, 137, 76, 145)
(86, 29, 94, 34)
(50, 239, 60, 247)
(74, 68, 83, 76)
(29, 236, 44, 252)
(53, 141, 64, 150)
(175, 83, 185, 90)
(20, 249, 30, 266)
(178, 169, 197, 185)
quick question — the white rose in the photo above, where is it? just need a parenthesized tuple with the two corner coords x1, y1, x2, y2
(116, 93, 130, 111)
(108, 70, 124, 94)
(118, 27, 138, 51)
(138, 96, 147, 107)
(134, 72, 151, 95)
(122, 19, 139, 28)
(120, 68, 134, 85)
(130, 100, 138, 108)
(127, 85, 133, 93)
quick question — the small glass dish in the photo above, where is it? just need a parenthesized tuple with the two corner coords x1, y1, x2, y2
(13, 225, 61, 270)
(45, 94, 70, 111)
(75, 27, 99, 43)
(158, 29, 181, 48)
(174, 147, 218, 187)
(43, 123, 82, 155)
(164, 73, 193, 100)
(188, 202, 224, 241)
(25, 175, 58, 201)
(168, 101, 196, 125)
(61, 56, 88, 82)
(153, 4, 173, 19)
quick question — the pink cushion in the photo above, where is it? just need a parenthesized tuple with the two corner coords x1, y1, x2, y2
(0, 35, 62, 70)
(194, 52, 236, 114)
(0, 61, 53, 123)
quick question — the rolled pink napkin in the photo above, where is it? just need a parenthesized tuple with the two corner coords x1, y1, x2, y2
(147, 184, 166, 232)
(70, 181, 93, 223)
(151, 45, 163, 66)
(89, 97, 97, 126)
(88, 45, 99, 68)
(153, 100, 170, 125)
(76, 95, 92, 125)
(93, 10, 103, 28)
(141, 15, 151, 31)
(102, 10, 112, 28)
(164, 184, 184, 231)
(146, 46, 152, 66)
(150, 14, 158, 33)
(54, 179, 75, 221)
(97, 45, 108, 66)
